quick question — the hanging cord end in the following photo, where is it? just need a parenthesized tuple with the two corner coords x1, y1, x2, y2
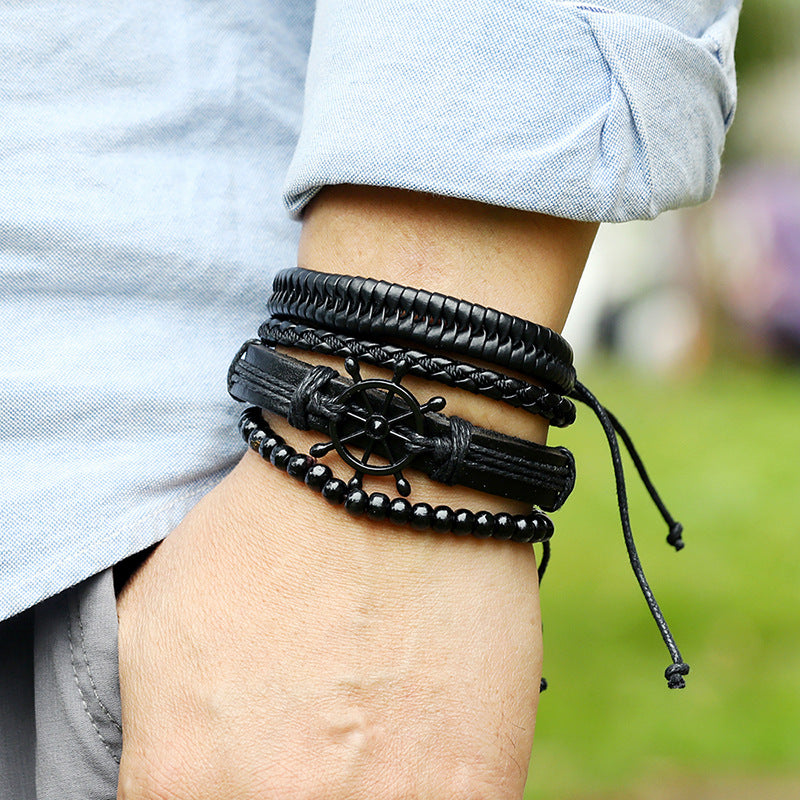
(666, 521, 685, 551)
(572, 384, 691, 692)
(665, 661, 690, 689)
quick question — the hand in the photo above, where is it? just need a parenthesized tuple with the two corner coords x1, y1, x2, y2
(116, 450, 543, 799)
(117, 185, 595, 798)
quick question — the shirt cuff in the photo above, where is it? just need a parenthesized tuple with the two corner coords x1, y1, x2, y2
(283, 0, 740, 222)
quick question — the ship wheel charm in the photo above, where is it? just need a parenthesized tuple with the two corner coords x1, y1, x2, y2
(309, 357, 446, 496)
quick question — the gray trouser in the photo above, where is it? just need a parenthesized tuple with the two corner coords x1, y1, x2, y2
(0, 570, 122, 800)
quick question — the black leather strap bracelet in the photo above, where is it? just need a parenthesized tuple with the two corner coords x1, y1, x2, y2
(259, 319, 577, 427)
(228, 340, 575, 511)
(267, 267, 577, 392)
(238, 407, 554, 544)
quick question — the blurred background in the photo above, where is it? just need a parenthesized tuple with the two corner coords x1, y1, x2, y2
(526, 3, 800, 798)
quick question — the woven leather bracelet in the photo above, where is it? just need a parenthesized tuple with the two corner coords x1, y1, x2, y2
(228, 340, 575, 511)
(267, 267, 577, 392)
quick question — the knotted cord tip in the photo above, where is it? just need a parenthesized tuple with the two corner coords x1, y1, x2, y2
(667, 521, 685, 551)
(665, 662, 689, 689)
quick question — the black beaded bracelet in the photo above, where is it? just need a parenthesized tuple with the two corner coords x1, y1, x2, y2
(239, 407, 554, 543)
(268, 267, 577, 392)
(259, 318, 577, 427)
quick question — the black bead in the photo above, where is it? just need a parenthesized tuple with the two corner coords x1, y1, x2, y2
(431, 505, 454, 533)
(286, 453, 314, 480)
(492, 512, 515, 541)
(241, 406, 260, 422)
(239, 416, 259, 441)
(366, 492, 391, 520)
(388, 498, 412, 525)
(321, 477, 347, 505)
(258, 435, 281, 459)
(344, 488, 369, 516)
(410, 502, 433, 531)
(269, 444, 295, 470)
(248, 429, 267, 452)
(473, 511, 495, 538)
(523, 513, 543, 542)
(536, 513, 555, 541)
(451, 509, 475, 536)
(305, 464, 333, 491)
(513, 515, 533, 542)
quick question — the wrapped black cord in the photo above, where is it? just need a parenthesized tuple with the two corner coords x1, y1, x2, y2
(570, 381, 690, 689)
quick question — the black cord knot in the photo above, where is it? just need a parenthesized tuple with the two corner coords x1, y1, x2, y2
(665, 661, 690, 689)
(288, 365, 337, 429)
(667, 521, 685, 551)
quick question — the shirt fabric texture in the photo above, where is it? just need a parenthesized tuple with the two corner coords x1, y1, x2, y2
(0, 0, 741, 621)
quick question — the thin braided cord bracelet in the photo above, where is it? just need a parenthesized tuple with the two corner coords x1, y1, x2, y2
(263, 268, 690, 689)
(268, 268, 577, 392)
(238, 407, 554, 544)
(259, 319, 577, 427)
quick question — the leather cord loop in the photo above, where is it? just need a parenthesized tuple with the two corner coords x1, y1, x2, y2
(287, 365, 338, 430)
(428, 416, 473, 485)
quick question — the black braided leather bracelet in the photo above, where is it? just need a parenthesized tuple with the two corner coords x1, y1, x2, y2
(238, 407, 554, 544)
(259, 318, 577, 427)
(268, 267, 577, 392)
(228, 341, 575, 512)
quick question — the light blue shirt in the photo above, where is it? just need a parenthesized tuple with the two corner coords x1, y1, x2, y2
(0, 0, 740, 620)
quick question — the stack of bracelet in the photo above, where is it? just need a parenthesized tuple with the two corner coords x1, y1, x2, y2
(228, 267, 690, 690)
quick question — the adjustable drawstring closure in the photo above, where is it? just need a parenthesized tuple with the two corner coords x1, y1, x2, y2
(561, 381, 689, 689)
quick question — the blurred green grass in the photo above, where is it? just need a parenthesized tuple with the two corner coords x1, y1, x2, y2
(523, 359, 800, 799)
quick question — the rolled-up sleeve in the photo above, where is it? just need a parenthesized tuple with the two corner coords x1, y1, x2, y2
(283, 0, 740, 222)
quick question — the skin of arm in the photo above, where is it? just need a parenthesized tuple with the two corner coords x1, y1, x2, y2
(116, 186, 597, 800)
